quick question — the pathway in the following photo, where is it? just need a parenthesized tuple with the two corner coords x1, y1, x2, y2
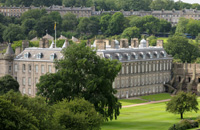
(122, 99, 170, 108)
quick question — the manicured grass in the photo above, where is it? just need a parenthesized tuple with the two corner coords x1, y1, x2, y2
(140, 93, 171, 101)
(119, 99, 147, 106)
(101, 98, 200, 130)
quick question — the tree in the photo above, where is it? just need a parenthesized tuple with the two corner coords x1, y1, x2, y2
(2, 90, 62, 130)
(186, 19, 200, 37)
(150, 0, 174, 10)
(0, 75, 19, 94)
(147, 35, 157, 46)
(107, 12, 126, 35)
(100, 13, 111, 34)
(0, 98, 39, 130)
(121, 26, 140, 40)
(164, 35, 200, 63)
(143, 15, 160, 35)
(22, 18, 37, 35)
(77, 17, 90, 33)
(175, 17, 189, 34)
(3, 24, 25, 42)
(0, 23, 5, 42)
(62, 13, 78, 31)
(166, 91, 199, 119)
(53, 98, 103, 130)
(37, 43, 122, 120)
(159, 19, 171, 33)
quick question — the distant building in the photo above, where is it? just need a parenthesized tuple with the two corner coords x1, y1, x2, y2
(0, 6, 30, 17)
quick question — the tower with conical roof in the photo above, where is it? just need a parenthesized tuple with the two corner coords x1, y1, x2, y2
(0, 43, 15, 77)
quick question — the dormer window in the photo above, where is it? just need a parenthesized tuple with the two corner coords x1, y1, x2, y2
(105, 54, 112, 60)
(160, 51, 166, 57)
(36, 53, 43, 59)
(24, 52, 30, 58)
(124, 53, 130, 60)
(115, 53, 122, 61)
(50, 53, 57, 60)
(139, 52, 145, 59)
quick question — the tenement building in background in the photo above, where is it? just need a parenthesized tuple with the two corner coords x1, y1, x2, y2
(1, 5, 200, 25)
(92, 38, 173, 98)
(0, 38, 172, 98)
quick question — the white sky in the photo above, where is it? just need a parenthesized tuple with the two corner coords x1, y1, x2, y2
(174, 0, 200, 4)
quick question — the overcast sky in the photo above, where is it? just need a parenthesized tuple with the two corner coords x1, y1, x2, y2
(174, 0, 200, 4)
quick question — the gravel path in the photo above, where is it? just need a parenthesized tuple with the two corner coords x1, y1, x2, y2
(122, 99, 171, 108)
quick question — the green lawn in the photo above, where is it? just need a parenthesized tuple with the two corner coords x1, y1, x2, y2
(102, 98, 200, 130)
(140, 93, 171, 101)
(157, 37, 168, 44)
(119, 99, 147, 106)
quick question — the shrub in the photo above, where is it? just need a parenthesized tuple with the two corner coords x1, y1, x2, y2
(168, 119, 198, 130)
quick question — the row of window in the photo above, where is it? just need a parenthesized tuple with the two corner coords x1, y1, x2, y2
(116, 86, 164, 98)
(121, 62, 172, 74)
(22, 77, 38, 86)
(24, 52, 57, 60)
(113, 74, 170, 88)
(15, 64, 53, 73)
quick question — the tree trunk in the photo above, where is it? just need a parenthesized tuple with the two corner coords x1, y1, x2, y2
(181, 113, 183, 119)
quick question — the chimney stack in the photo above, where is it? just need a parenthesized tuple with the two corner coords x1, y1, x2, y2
(131, 38, 139, 48)
(156, 40, 163, 47)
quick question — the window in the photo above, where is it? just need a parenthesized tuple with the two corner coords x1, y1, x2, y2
(24, 52, 30, 58)
(48, 65, 52, 73)
(138, 65, 140, 73)
(22, 77, 26, 85)
(41, 65, 45, 73)
(122, 66, 124, 74)
(22, 64, 26, 72)
(126, 66, 129, 74)
(28, 65, 31, 72)
(28, 88, 31, 95)
(146, 63, 148, 72)
(160, 63, 162, 71)
(142, 64, 144, 73)
(35, 65, 38, 73)
(23, 88, 25, 94)
(134, 65, 137, 73)
(9, 66, 11, 71)
(14, 64, 18, 72)
(36, 53, 43, 59)
(28, 77, 31, 86)
(149, 64, 151, 72)
(131, 66, 133, 73)
(35, 78, 38, 84)
(50, 53, 57, 60)
(153, 64, 155, 71)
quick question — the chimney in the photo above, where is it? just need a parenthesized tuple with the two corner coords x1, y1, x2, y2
(39, 38, 49, 48)
(131, 38, 139, 48)
(111, 40, 115, 48)
(156, 40, 163, 47)
(146, 40, 149, 47)
(15, 47, 21, 56)
(96, 40, 106, 50)
(22, 40, 29, 50)
(120, 39, 129, 48)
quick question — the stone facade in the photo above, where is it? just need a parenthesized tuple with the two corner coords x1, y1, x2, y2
(0, 38, 173, 98)
(0, 6, 30, 17)
(92, 38, 173, 98)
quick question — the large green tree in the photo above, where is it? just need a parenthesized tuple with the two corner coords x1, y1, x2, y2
(53, 98, 103, 130)
(166, 91, 199, 119)
(175, 17, 189, 34)
(164, 35, 200, 63)
(0, 98, 39, 130)
(62, 13, 78, 31)
(121, 26, 140, 40)
(186, 19, 200, 37)
(0, 75, 19, 94)
(37, 43, 122, 120)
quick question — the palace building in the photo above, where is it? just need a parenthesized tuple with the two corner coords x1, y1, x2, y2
(0, 38, 172, 98)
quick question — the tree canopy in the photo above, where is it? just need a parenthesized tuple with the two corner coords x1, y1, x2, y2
(166, 91, 199, 119)
(37, 43, 122, 120)
(0, 75, 19, 94)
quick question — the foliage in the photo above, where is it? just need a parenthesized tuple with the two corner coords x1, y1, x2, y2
(0, 97, 39, 130)
(121, 26, 140, 40)
(53, 98, 103, 130)
(0, 75, 19, 94)
(164, 35, 200, 63)
(140, 93, 171, 101)
(168, 119, 199, 130)
(166, 91, 199, 119)
(3, 24, 25, 42)
(37, 43, 122, 120)
(30, 41, 39, 47)
(62, 13, 78, 31)
(147, 35, 157, 46)
(175, 17, 189, 34)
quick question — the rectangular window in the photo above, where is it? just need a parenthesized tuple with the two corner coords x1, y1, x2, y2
(29, 65, 31, 72)
(23, 88, 25, 94)
(14, 64, 18, 72)
(35, 65, 38, 73)
(35, 78, 38, 84)
(28, 88, 31, 95)
(131, 66, 133, 73)
(134, 65, 137, 73)
(122, 66, 124, 74)
(28, 77, 31, 86)
(153, 64, 155, 71)
(41, 65, 45, 73)
(126, 66, 129, 74)
(138, 65, 140, 73)
(22, 77, 26, 85)
(149, 64, 151, 72)
(22, 64, 26, 72)
(160, 63, 162, 71)
(9, 66, 11, 71)
(48, 65, 52, 73)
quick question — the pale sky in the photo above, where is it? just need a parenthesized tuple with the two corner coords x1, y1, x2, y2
(174, 0, 200, 4)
